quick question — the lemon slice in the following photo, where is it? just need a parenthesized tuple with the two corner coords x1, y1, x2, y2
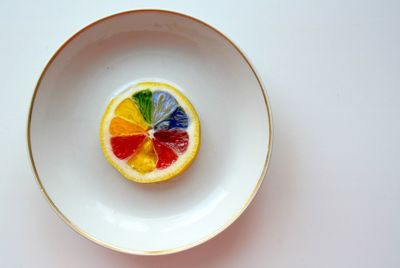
(100, 81, 200, 183)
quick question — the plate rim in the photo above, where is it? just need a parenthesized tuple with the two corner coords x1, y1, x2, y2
(26, 9, 273, 255)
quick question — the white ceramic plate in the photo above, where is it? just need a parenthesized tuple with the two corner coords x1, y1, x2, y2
(28, 10, 272, 255)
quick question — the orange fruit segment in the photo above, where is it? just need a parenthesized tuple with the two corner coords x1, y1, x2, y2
(109, 117, 147, 136)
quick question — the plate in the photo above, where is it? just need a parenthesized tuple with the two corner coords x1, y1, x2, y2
(27, 10, 272, 255)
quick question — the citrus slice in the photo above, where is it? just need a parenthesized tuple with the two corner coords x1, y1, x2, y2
(100, 81, 201, 183)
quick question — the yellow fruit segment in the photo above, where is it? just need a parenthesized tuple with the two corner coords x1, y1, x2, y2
(115, 98, 149, 130)
(109, 117, 146, 136)
(127, 138, 157, 173)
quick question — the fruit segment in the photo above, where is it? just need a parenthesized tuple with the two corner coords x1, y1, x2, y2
(154, 107, 189, 130)
(128, 138, 157, 173)
(109, 117, 147, 136)
(153, 139, 178, 169)
(132, 89, 152, 124)
(151, 91, 178, 125)
(115, 98, 149, 130)
(154, 129, 189, 154)
(111, 135, 146, 159)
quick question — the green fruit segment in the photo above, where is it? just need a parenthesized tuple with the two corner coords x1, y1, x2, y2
(132, 89, 152, 124)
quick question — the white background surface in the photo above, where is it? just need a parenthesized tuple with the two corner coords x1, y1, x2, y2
(1, 0, 399, 267)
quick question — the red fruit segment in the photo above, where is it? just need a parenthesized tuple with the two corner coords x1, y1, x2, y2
(153, 129, 189, 154)
(153, 139, 178, 169)
(111, 135, 146, 159)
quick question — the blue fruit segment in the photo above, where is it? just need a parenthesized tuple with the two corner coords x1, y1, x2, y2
(151, 91, 178, 125)
(154, 107, 189, 130)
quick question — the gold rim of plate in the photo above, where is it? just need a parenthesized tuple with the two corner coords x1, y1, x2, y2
(26, 9, 273, 255)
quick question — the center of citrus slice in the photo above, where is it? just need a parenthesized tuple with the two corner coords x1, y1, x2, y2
(147, 128, 155, 139)
(100, 81, 200, 183)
